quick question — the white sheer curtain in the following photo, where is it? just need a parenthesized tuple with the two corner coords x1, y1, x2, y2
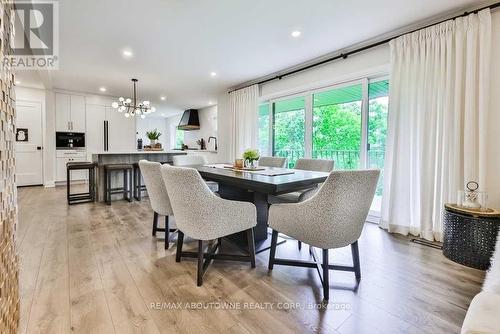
(381, 10, 492, 241)
(229, 84, 259, 161)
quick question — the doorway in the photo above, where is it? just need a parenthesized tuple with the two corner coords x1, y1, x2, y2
(15, 101, 43, 186)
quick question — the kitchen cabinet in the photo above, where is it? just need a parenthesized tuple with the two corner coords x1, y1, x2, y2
(56, 150, 88, 182)
(85, 104, 136, 156)
(55, 93, 86, 132)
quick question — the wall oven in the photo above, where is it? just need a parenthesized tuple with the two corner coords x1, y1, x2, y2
(56, 132, 85, 149)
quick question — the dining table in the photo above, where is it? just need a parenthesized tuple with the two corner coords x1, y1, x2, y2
(192, 164, 329, 253)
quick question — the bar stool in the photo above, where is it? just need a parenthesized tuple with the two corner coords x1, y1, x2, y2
(67, 161, 97, 205)
(133, 162, 147, 200)
(103, 164, 133, 205)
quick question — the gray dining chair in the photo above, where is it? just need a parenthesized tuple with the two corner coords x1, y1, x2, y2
(172, 154, 218, 192)
(258, 156, 287, 168)
(268, 158, 335, 250)
(139, 160, 177, 249)
(269, 158, 335, 204)
(161, 164, 257, 286)
(268, 169, 380, 301)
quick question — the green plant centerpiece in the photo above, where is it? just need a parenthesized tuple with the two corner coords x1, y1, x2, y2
(146, 129, 162, 146)
(242, 149, 260, 168)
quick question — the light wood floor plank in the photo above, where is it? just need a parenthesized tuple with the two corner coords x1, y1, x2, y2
(17, 185, 484, 334)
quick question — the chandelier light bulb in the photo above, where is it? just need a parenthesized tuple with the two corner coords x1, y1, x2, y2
(112, 79, 154, 119)
(111, 102, 119, 109)
(143, 101, 150, 106)
(141, 114, 146, 119)
(119, 97, 124, 102)
(124, 113, 130, 118)
(125, 98, 132, 104)
(136, 109, 141, 114)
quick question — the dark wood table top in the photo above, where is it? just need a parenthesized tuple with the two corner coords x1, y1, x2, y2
(192, 165, 329, 195)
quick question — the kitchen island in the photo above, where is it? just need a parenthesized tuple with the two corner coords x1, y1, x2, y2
(91, 150, 187, 202)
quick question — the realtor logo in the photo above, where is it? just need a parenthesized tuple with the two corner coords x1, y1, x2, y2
(4, 0, 59, 70)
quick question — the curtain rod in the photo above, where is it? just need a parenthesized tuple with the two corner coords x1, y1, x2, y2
(228, 1, 500, 94)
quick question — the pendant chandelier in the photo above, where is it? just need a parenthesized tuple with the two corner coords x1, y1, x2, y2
(111, 78, 156, 118)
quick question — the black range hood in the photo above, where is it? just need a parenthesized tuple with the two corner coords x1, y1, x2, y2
(177, 109, 200, 131)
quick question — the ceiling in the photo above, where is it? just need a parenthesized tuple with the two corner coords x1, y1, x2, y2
(17, 0, 482, 116)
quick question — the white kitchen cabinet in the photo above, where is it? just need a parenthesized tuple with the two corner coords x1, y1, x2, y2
(70, 95, 86, 132)
(86, 104, 106, 157)
(55, 93, 71, 131)
(56, 150, 88, 182)
(55, 92, 86, 132)
(105, 106, 136, 151)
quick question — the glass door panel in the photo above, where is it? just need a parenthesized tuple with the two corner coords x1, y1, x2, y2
(312, 84, 362, 169)
(258, 103, 270, 156)
(272, 96, 305, 168)
(368, 79, 389, 214)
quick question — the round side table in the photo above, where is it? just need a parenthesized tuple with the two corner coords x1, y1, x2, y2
(443, 204, 500, 270)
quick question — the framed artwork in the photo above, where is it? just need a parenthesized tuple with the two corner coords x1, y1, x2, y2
(16, 128, 28, 142)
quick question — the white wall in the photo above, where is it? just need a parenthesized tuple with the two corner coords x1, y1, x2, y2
(183, 105, 218, 150)
(135, 117, 168, 148)
(166, 114, 183, 149)
(216, 44, 390, 163)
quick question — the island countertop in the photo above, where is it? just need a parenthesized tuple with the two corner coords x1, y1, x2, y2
(91, 150, 187, 155)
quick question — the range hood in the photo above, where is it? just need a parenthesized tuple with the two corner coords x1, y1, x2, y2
(177, 109, 200, 131)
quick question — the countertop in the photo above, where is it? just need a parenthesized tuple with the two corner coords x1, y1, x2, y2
(90, 150, 218, 155)
(91, 150, 187, 155)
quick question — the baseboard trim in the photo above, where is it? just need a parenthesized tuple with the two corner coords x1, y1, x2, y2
(44, 181, 55, 188)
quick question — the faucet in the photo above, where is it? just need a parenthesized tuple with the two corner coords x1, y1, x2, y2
(208, 136, 217, 151)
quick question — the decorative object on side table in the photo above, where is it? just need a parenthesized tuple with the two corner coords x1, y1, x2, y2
(443, 181, 500, 270)
(242, 149, 260, 169)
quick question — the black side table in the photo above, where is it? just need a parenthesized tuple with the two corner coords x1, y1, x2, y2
(443, 204, 500, 270)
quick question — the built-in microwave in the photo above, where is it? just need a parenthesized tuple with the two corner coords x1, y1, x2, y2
(56, 132, 85, 149)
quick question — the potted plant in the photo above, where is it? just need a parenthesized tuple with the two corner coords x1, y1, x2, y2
(242, 149, 260, 168)
(146, 129, 161, 146)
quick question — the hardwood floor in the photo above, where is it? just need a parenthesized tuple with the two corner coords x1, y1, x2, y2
(17, 185, 484, 334)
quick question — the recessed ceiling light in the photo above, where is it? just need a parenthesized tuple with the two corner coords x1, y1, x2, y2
(208, 101, 213, 105)
(160, 96, 166, 101)
(15, 80, 21, 85)
(291, 30, 301, 38)
(210, 72, 217, 77)
(99, 87, 107, 92)
(122, 50, 133, 58)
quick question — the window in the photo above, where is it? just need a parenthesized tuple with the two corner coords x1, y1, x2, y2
(176, 128, 184, 148)
(313, 83, 362, 169)
(272, 96, 305, 168)
(258, 103, 270, 156)
(258, 76, 389, 218)
(368, 79, 389, 213)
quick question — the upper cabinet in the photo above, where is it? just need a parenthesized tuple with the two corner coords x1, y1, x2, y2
(55, 93, 86, 132)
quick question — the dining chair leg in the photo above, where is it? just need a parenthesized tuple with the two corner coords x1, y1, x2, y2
(152, 211, 159, 236)
(197, 240, 204, 286)
(268, 229, 279, 270)
(164, 216, 169, 250)
(176, 231, 184, 263)
(246, 228, 256, 268)
(351, 240, 361, 282)
(322, 249, 329, 301)
(298, 241, 302, 250)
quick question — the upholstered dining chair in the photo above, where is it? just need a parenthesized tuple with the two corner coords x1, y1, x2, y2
(161, 165, 257, 286)
(172, 154, 218, 192)
(268, 158, 335, 250)
(139, 160, 177, 249)
(258, 156, 287, 168)
(268, 169, 380, 300)
(269, 158, 334, 203)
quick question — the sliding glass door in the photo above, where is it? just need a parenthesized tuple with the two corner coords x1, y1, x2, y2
(259, 76, 389, 218)
(367, 79, 389, 213)
(272, 96, 305, 168)
(312, 83, 362, 169)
